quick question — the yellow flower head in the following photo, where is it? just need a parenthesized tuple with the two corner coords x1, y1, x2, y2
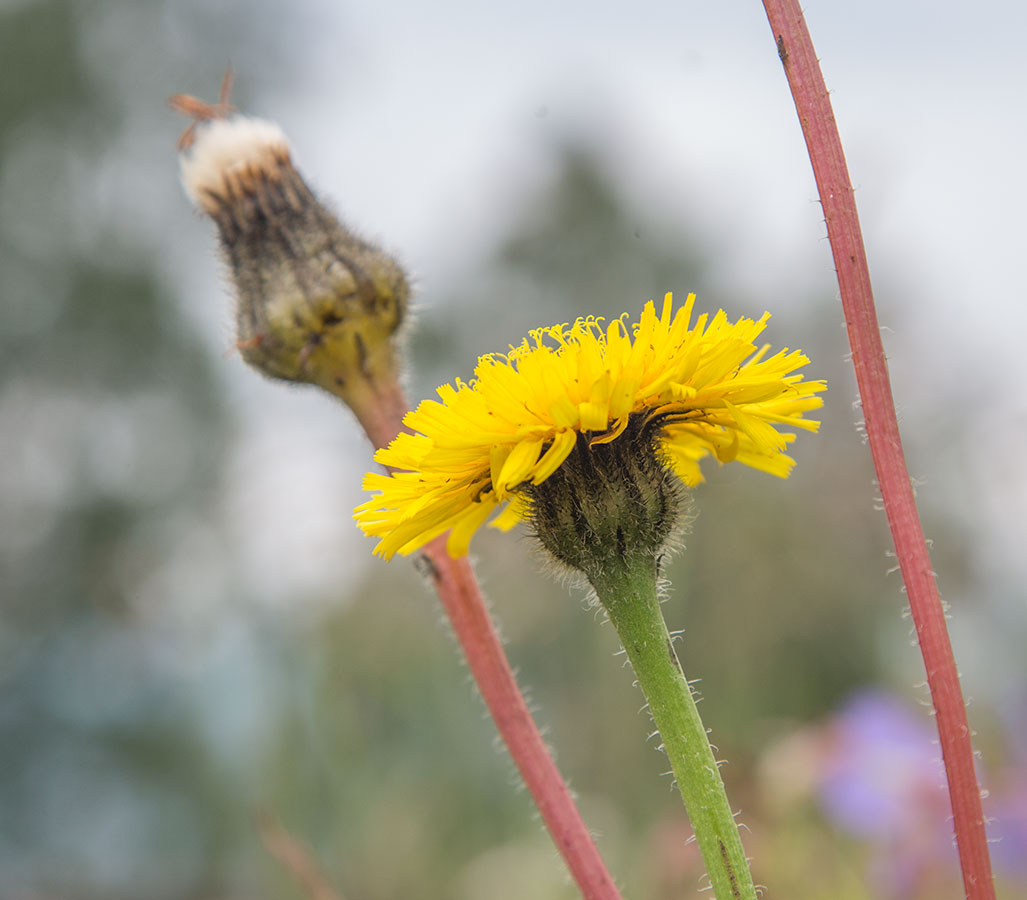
(355, 293, 825, 560)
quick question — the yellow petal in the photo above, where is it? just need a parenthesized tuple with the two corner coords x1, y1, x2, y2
(495, 438, 544, 493)
(532, 430, 578, 483)
(589, 415, 629, 446)
(489, 496, 529, 531)
(447, 495, 500, 556)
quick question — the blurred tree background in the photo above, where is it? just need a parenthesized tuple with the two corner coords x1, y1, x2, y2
(1, 3, 1024, 900)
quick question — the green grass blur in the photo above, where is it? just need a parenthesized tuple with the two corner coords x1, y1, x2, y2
(1, 3, 1022, 899)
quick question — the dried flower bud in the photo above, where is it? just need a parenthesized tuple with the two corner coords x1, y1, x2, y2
(173, 94, 409, 417)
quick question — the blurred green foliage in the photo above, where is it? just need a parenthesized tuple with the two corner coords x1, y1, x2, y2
(0, 1, 290, 896)
(1, 3, 1020, 900)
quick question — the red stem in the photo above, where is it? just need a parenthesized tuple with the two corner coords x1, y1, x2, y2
(760, 3, 995, 898)
(355, 382, 624, 900)
(421, 546, 623, 900)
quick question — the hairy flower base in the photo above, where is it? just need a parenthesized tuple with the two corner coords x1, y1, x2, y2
(525, 416, 688, 581)
(356, 293, 825, 559)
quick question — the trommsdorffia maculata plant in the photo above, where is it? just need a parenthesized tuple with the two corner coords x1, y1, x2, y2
(171, 77, 626, 900)
(356, 295, 826, 899)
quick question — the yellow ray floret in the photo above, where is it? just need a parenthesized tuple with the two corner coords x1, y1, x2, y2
(355, 293, 825, 559)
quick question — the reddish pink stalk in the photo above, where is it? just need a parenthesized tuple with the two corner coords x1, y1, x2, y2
(356, 383, 623, 900)
(761, 3, 995, 898)
(420, 546, 622, 900)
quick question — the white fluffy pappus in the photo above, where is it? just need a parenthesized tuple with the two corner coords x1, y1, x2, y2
(179, 116, 292, 210)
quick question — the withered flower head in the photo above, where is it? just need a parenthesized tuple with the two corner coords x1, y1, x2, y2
(171, 81, 409, 417)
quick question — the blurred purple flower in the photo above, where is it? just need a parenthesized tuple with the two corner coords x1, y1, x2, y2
(990, 779, 1027, 876)
(988, 691, 1027, 878)
(762, 688, 1027, 894)
(818, 690, 949, 838)
(816, 690, 961, 897)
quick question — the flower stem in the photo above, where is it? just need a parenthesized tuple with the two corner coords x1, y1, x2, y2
(419, 546, 623, 900)
(761, 3, 995, 897)
(591, 556, 755, 900)
(346, 385, 624, 900)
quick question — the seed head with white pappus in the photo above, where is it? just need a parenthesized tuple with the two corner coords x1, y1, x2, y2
(172, 87, 409, 412)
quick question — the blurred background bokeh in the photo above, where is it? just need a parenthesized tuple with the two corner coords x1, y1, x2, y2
(2, 1, 1025, 898)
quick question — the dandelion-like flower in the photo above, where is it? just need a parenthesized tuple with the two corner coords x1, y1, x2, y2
(356, 293, 825, 565)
